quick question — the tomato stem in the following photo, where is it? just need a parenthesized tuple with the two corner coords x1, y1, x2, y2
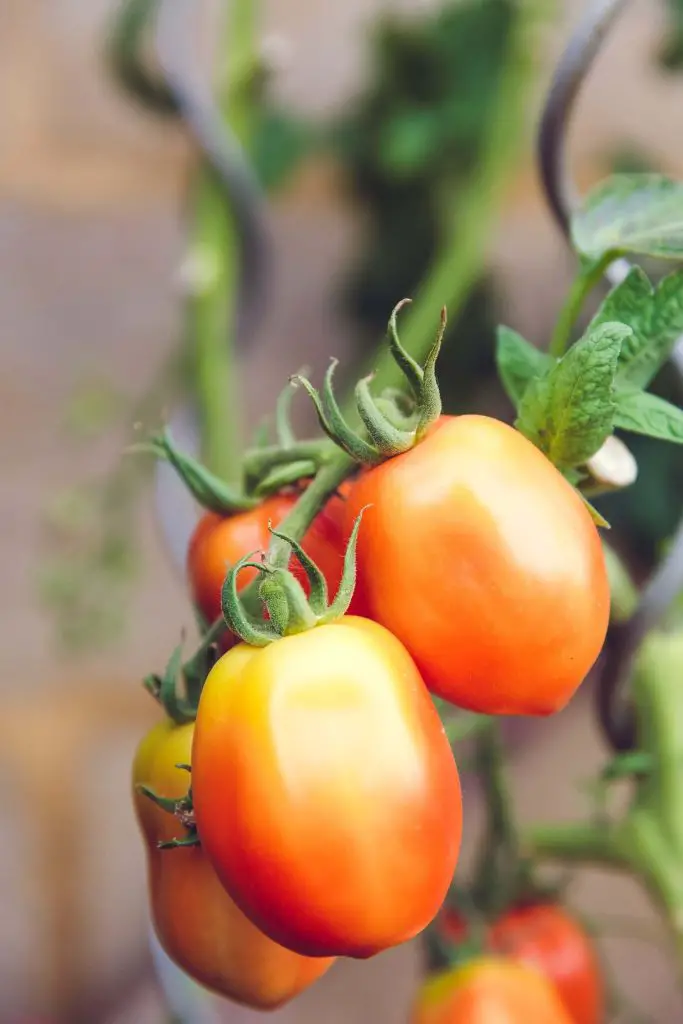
(242, 438, 332, 483)
(341, 0, 549, 408)
(190, 0, 259, 484)
(548, 250, 617, 358)
(472, 722, 529, 916)
(523, 821, 624, 867)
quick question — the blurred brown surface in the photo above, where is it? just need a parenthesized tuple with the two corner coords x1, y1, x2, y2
(2, 0, 683, 1020)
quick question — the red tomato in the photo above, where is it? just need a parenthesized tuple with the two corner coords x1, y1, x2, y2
(187, 494, 295, 626)
(133, 720, 333, 1007)
(187, 487, 365, 633)
(412, 958, 574, 1024)
(345, 415, 610, 715)
(442, 905, 602, 1024)
(192, 617, 462, 958)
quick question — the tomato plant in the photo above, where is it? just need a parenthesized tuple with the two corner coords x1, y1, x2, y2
(133, 719, 334, 1007)
(412, 957, 574, 1024)
(191, 616, 462, 958)
(187, 487, 364, 631)
(442, 904, 602, 1024)
(346, 415, 610, 715)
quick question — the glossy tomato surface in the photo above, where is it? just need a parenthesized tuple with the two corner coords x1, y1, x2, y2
(188, 494, 295, 626)
(442, 905, 602, 1024)
(346, 415, 610, 715)
(133, 720, 333, 1008)
(187, 488, 365, 633)
(413, 958, 574, 1024)
(192, 617, 462, 958)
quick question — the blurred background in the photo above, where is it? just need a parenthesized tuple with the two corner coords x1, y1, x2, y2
(3, 0, 683, 1020)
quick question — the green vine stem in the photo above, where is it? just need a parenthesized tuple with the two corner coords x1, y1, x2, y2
(260, 452, 356, 570)
(190, 0, 258, 482)
(603, 542, 640, 623)
(548, 250, 617, 358)
(526, 630, 683, 978)
(342, 0, 549, 411)
(471, 721, 525, 915)
(524, 821, 624, 867)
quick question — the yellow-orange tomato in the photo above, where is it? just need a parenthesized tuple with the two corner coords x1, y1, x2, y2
(133, 720, 334, 1008)
(188, 488, 366, 633)
(192, 617, 462, 958)
(413, 958, 574, 1024)
(346, 415, 610, 715)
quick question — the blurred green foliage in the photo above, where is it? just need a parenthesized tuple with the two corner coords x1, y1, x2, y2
(661, 0, 683, 70)
(331, 0, 514, 411)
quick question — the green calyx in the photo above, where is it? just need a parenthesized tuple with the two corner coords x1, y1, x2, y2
(137, 429, 259, 515)
(135, 379, 333, 514)
(138, 765, 200, 851)
(144, 636, 218, 723)
(221, 508, 368, 645)
(293, 300, 445, 466)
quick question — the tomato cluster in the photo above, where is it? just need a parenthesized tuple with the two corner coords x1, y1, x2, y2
(439, 904, 603, 1024)
(136, 411, 609, 1011)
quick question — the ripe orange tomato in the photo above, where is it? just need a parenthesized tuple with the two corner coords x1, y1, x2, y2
(412, 958, 574, 1024)
(187, 488, 365, 634)
(187, 494, 295, 626)
(345, 415, 610, 715)
(442, 905, 602, 1024)
(133, 720, 334, 1007)
(192, 617, 462, 958)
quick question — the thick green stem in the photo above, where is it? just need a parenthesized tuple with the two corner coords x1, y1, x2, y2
(603, 542, 639, 623)
(548, 250, 616, 358)
(265, 453, 356, 570)
(472, 721, 527, 914)
(191, 0, 258, 482)
(524, 821, 625, 867)
(630, 634, 683, 855)
(343, 0, 548, 410)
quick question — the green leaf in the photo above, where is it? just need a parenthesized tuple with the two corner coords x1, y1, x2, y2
(495, 326, 554, 408)
(589, 267, 683, 387)
(516, 322, 628, 469)
(572, 174, 683, 262)
(613, 387, 683, 443)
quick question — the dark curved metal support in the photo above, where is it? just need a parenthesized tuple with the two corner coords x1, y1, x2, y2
(537, 0, 630, 236)
(536, 0, 683, 752)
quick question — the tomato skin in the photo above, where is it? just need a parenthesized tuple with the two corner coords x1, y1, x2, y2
(412, 958, 574, 1024)
(442, 906, 602, 1024)
(188, 494, 295, 627)
(192, 617, 462, 958)
(133, 720, 334, 1008)
(187, 488, 365, 634)
(345, 415, 610, 715)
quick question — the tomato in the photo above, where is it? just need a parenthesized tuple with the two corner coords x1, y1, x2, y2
(133, 719, 334, 1008)
(188, 495, 295, 626)
(192, 617, 462, 958)
(412, 958, 574, 1024)
(188, 488, 365, 633)
(442, 905, 602, 1024)
(345, 415, 610, 715)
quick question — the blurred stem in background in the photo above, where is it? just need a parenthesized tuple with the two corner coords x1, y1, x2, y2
(190, 0, 258, 481)
(341, 0, 549, 413)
